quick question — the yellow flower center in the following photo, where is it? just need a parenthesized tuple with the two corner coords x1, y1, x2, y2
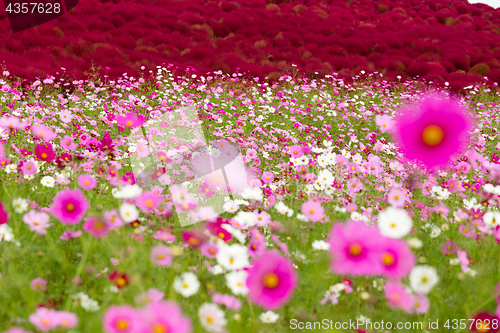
(422, 125, 444, 146)
(382, 253, 395, 266)
(349, 244, 362, 256)
(116, 277, 127, 287)
(264, 273, 279, 288)
(116, 320, 128, 330)
(41, 153, 48, 159)
(66, 203, 75, 211)
(153, 324, 167, 333)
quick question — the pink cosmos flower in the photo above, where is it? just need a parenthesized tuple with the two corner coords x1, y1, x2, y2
(116, 112, 145, 129)
(139, 301, 192, 333)
(392, 95, 473, 169)
(135, 288, 165, 306)
(32, 125, 56, 142)
(384, 280, 415, 314)
(376, 238, 416, 279)
(347, 178, 363, 193)
(60, 135, 77, 151)
(83, 217, 110, 238)
(104, 209, 125, 229)
(199, 181, 217, 198)
(150, 245, 173, 266)
(375, 114, 394, 133)
(28, 308, 59, 332)
(20, 161, 37, 176)
(246, 249, 298, 310)
(3, 328, 33, 333)
(51, 189, 89, 225)
(153, 230, 176, 242)
(54, 311, 78, 329)
(0, 202, 7, 225)
(78, 174, 97, 190)
(387, 188, 406, 208)
(103, 305, 144, 333)
(30, 277, 47, 291)
(136, 191, 163, 212)
(212, 293, 242, 311)
(136, 142, 150, 157)
(328, 220, 384, 276)
(23, 210, 51, 235)
(414, 293, 430, 314)
(261, 171, 274, 184)
(301, 199, 325, 223)
(60, 229, 83, 240)
(200, 242, 219, 258)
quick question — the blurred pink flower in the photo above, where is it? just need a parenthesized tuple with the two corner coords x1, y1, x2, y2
(328, 220, 384, 276)
(377, 238, 416, 279)
(140, 301, 192, 333)
(150, 245, 173, 266)
(246, 250, 297, 310)
(60, 229, 83, 240)
(392, 95, 473, 169)
(23, 210, 51, 235)
(32, 125, 56, 142)
(28, 308, 59, 332)
(301, 199, 325, 223)
(83, 217, 110, 238)
(30, 277, 47, 291)
(103, 305, 144, 333)
(78, 174, 97, 190)
(51, 189, 89, 225)
(385, 280, 414, 314)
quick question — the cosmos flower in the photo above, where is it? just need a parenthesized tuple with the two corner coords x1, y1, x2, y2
(150, 245, 173, 266)
(198, 303, 227, 333)
(140, 301, 192, 333)
(377, 207, 413, 239)
(30, 277, 47, 291)
(35, 143, 56, 163)
(409, 265, 439, 295)
(0, 202, 8, 225)
(51, 189, 89, 225)
(103, 305, 144, 333)
(28, 308, 59, 332)
(82, 217, 110, 238)
(328, 220, 384, 276)
(392, 95, 473, 169)
(384, 280, 415, 314)
(116, 112, 145, 129)
(23, 210, 51, 235)
(173, 272, 200, 298)
(376, 238, 416, 279)
(246, 250, 298, 310)
(78, 174, 97, 190)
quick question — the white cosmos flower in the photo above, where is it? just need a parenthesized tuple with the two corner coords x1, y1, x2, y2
(260, 311, 280, 323)
(430, 225, 441, 238)
(483, 211, 500, 229)
(275, 201, 291, 215)
(240, 187, 263, 201)
(216, 243, 249, 271)
(409, 265, 439, 294)
(12, 198, 28, 213)
(222, 200, 239, 213)
(316, 169, 334, 187)
(225, 270, 249, 296)
(173, 272, 200, 298)
(119, 203, 139, 223)
(158, 174, 171, 186)
(4, 164, 17, 173)
(0, 224, 14, 242)
(377, 207, 413, 239)
(407, 237, 422, 249)
(40, 176, 55, 188)
(113, 184, 143, 199)
(198, 303, 227, 333)
(233, 211, 257, 228)
(312, 240, 330, 251)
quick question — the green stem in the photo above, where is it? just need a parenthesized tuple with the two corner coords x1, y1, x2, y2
(64, 235, 93, 311)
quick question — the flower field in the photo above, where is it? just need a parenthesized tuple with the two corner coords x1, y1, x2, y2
(1, 67, 500, 333)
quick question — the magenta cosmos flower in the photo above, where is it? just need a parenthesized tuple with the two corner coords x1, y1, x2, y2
(82, 217, 110, 238)
(78, 174, 97, 190)
(328, 220, 385, 276)
(392, 95, 473, 169)
(51, 189, 89, 225)
(0, 202, 8, 225)
(246, 249, 298, 310)
(139, 301, 192, 333)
